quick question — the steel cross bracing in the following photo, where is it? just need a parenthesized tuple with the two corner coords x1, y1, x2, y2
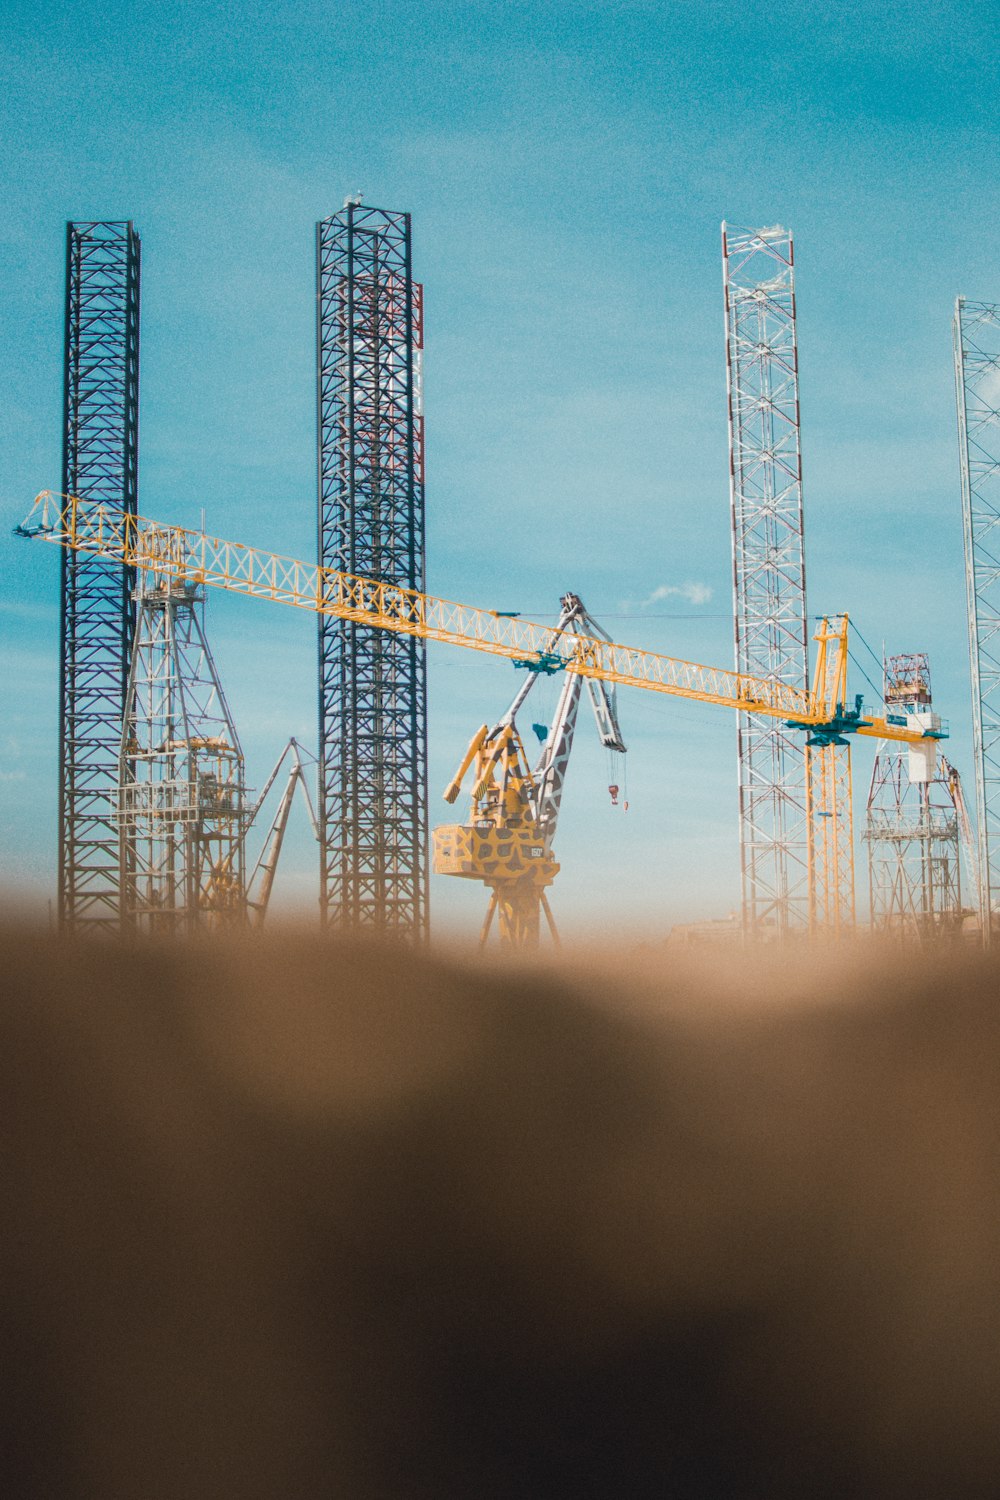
(19, 493, 940, 755)
(59, 222, 140, 935)
(317, 204, 428, 940)
(954, 298, 1000, 946)
(863, 655, 962, 944)
(723, 224, 810, 940)
(864, 754, 962, 944)
(119, 553, 247, 935)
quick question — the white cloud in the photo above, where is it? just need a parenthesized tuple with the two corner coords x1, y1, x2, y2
(637, 582, 713, 609)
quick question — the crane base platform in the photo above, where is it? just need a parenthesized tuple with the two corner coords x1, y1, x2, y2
(433, 824, 558, 886)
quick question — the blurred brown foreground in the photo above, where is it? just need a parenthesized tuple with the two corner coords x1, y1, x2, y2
(3, 923, 1000, 1498)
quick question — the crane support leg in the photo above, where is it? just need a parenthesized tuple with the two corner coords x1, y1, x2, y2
(479, 891, 499, 949)
(539, 890, 561, 948)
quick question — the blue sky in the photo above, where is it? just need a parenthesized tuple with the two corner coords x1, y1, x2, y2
(1, 0, 997, 937)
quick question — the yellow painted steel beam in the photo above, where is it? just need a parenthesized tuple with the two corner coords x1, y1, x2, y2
(807, 743, 856, 938)
(18, 491, 938, 747)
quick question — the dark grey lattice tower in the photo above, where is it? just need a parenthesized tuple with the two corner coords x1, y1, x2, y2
(59, 221, 140, 934)
(316, 203, 428, 938)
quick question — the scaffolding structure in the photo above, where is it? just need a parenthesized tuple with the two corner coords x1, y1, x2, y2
(118, 536, 247, 934)
(59, 221, 140, 934)
(723, 224, 811, 939)
(316, 202, 428, 939)
(864, 654, 961, 943)
(954, 298, 1000, 946)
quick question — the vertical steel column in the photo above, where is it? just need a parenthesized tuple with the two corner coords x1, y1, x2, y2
(723, 224, 810, 939)
(59, 221, 140, 935)
(316, 203, 428, 939)
(955, 298, 1000, 946)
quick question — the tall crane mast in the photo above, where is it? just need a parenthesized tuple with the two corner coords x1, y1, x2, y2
(954, 297, 1000, 946)
(17, 491, 948, 938)
(433, 593, 625, 947)
(723, 224, 810, 941)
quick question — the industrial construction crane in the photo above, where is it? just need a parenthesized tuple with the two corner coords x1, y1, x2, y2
(433, 593, 626, 947)
(16, 491, 949, 939)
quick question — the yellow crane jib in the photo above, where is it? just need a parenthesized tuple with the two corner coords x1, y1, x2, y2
(16, 492, 952, 945)
(15, 492, 945, 749)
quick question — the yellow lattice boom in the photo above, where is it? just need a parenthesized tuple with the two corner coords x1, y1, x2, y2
(19, 491, 951, 940)
(18, 491, 934, 748)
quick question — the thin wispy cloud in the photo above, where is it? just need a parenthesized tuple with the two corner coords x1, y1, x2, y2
(625, 582, 714, 611)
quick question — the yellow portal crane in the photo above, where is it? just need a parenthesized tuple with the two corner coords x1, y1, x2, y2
(16, 490, 948, 938)
(434, 593, 626, 948)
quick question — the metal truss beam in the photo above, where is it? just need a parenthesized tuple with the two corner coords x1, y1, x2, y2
(723, 223, 810, 940)
(23, 494, 937, 748)
(59, 221, 140, 935)
(316, 204, 428, 940)
(955, 298, 1000, 946)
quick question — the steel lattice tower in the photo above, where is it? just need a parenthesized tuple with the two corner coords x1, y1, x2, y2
(863, 655, 961, 944)
(316, 203, 428, 939)
(723, 224, 810, 939)
(119, 544, 247, 936)
(955, 298, 1000, 946)
(59, 221, 140, 934)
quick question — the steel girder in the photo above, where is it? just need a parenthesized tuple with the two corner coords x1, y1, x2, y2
(723, 224, 810, 940)
(59, 221, 140, 934)
(316, 204, 428, 939)
(955, 298, 1000, 946)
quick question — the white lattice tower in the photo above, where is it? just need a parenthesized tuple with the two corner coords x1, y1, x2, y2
(863, 656, 960, 944)
(723, 224, 810, 939)
(954, 299, 1000, 945)
(118, 556, 247, 934)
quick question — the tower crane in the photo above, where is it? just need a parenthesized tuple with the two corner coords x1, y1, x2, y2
(16, 491, 950, 941)
(433, 593, 625, 947)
